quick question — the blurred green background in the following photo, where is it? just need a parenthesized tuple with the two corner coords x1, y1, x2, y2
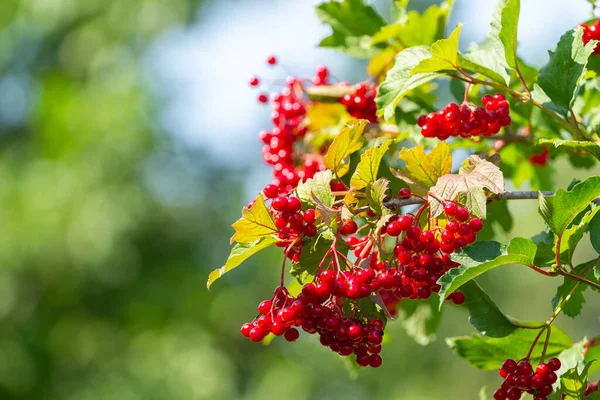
(0, 0, 598, 399)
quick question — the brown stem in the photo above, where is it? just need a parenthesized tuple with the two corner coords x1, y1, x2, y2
(558, 267, 600, 291)
(526, 327, 548, 360)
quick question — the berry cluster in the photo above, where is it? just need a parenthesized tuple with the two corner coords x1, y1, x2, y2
(494, 358, 561, 400)
(241, 276, 386, 368)
(417, 94, 511, 140)
(343, 200, 482, 315)
(262, 189, 318, 261)
(339, 82, 378, 123)
(581, 20, 600, 55)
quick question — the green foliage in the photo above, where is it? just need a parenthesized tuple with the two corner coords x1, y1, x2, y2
(459, 281, 517, 338)
(350, 139, 393, 189)
(366, 178, 391, 216)
(447, 325, 572, 370)
(296, 170, 335, 208)
(207, 236, 278, 289)
(537, 29, 597, 114)
(375, 46, 442, 120)
(411, 24, 462, 74)
(439, 238, 537, 305)
(552, 260, 600, 318)
(538, 176, 600, 237)
(558, 362, 595, 399)
(316, 0, 386, 58)
(324, 119, 367, 178)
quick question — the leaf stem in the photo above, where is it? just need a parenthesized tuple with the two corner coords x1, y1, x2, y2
(526, 326, 547, 360)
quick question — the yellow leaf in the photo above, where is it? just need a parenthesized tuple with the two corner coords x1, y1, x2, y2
(391, 142, 452, 195)
(324, 119, 368, 178)
(306, 102, 349, 132)
(230, 193, 278, 244)
(350, 139, 393, 190)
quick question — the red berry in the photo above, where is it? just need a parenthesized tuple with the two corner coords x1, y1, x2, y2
(469, 218, 484, 232)
(387, 221, 402, 237)
(266, 55, 277, 65)
(340, 220, 358, 235)
(241, 323, 252, 337)
(263, 184, 279, 198)
(454, 207, 470, 222)
(493, 388, 508, 400)
(452, 291, 465, 305)
(369, 354, 383, 368)
(304, 209, 316, 224)
(249, 327, 266, 342)
(517, 360, 533, 376)
(272, 196, 287, 211)
(399, 188, 411, 199)
(506, 388, 522, 400)
(287, 196, 302, 212)
(502, 359, 518, 374)
(544, 371, 557, 384)
(248, 75, 259, 86)
(547, 357, 561, 371)
(284, 327, 300, 342)
(258, 300, 272, 314)
(258, 93, 269, 103)
(444, 203, 457, 216)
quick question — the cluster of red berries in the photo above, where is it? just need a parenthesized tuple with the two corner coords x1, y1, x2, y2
(494, 358, 561, 400)
(581, 20, 600, 55)
(241, 275, 386, 368)
(417, 94, 511, 140)
(249, 57, 337, 193)
(261, 188, 319, 261)
(339, 82, 378, 123)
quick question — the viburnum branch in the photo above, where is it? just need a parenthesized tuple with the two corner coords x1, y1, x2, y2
(557, 263, 600, 291)
(540, 325, 552, 362)
(525, 326, 548, 360)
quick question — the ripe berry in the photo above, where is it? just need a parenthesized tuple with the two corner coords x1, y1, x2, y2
(517, 360, 533, 376)
(272, 196, 287, 211)
(469, 218, 483, 232)
(258, 93, 269, 103)
(263, 184, 279, 198)
(340, 220, 358, 235)
(304, 209, 316, 224)
(387, 220, 402, 237)
(399, 188, 411, 199)
(452, 291, 465, 305)
(284, 327, 300, 342)
(547, 357, 561, 371)
(249, 327, 266, 342)
(241, 323, 252, 337)
(287, 196, 302, 212)
(454, 208, 470, 222)
(502, 359, 518, 374)
(369, 354, 382, 368)
(266, 55, 277, 65)
(248, 75, 259, 86)
(258, 300, 272, 314)
(493, 387, 508, 400)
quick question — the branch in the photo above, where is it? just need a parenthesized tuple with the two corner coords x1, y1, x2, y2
(356, 190, 556, 213)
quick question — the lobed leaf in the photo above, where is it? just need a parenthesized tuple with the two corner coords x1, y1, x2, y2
(296, 170, 335, 208)
(440, 238, 536, 305)
(552, 260, 600, 318)
(316, 0, 386, 58)
(447, 325, 572, 370)
(323, 119, 367, 178)
(231, 194, 278, 244)
(375, 46, 442, 121)
(537, 28, 597, 114)
(350, 139, 393, 190)
(391, 142, 452, 195)
(366, 178, 390, 216)
(429, 155, 505, 218)
(459, 281, 516, 338)
(559, 362, 595, 400)
(207, 236, 278, 289)
(411, 24, 462, 74)
(538, 176, 600, 236)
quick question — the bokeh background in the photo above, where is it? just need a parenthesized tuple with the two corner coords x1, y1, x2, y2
(0, 0, 598, 399)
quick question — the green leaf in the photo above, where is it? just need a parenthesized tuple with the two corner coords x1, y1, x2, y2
(391, 142, 452, 195)
(538, 176, 600, 236)
(457, 187, 488, 219)
(316, 0, 386, 58)
(231, 193, 278, 244)
(350, 139, 393, 190)
(591, 210, 600, 254)
(458, 51, 509, 86)
(296, 170, 335, 208)
(538, 138, 600, 161)
(440, 238, 537, 305)
(498, 0, 520, 68)
(324, 119, 367, 178)
(366, 178, 390, 216)
(447, 325, 572, 370)
(398, 295, 443, 346)
(460, 281, 516, 337)
(552, 260, 599, 318)
(411, 24, 462, 74)
(429, 154, 505, 218)
(559, 362, 595, 400)
(207, 236, 277, 289)
(376, 46, 442, 120)
(537, 28, 597, 114)
(560, 207, 600, 264)
(291, 232, 349, 283)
